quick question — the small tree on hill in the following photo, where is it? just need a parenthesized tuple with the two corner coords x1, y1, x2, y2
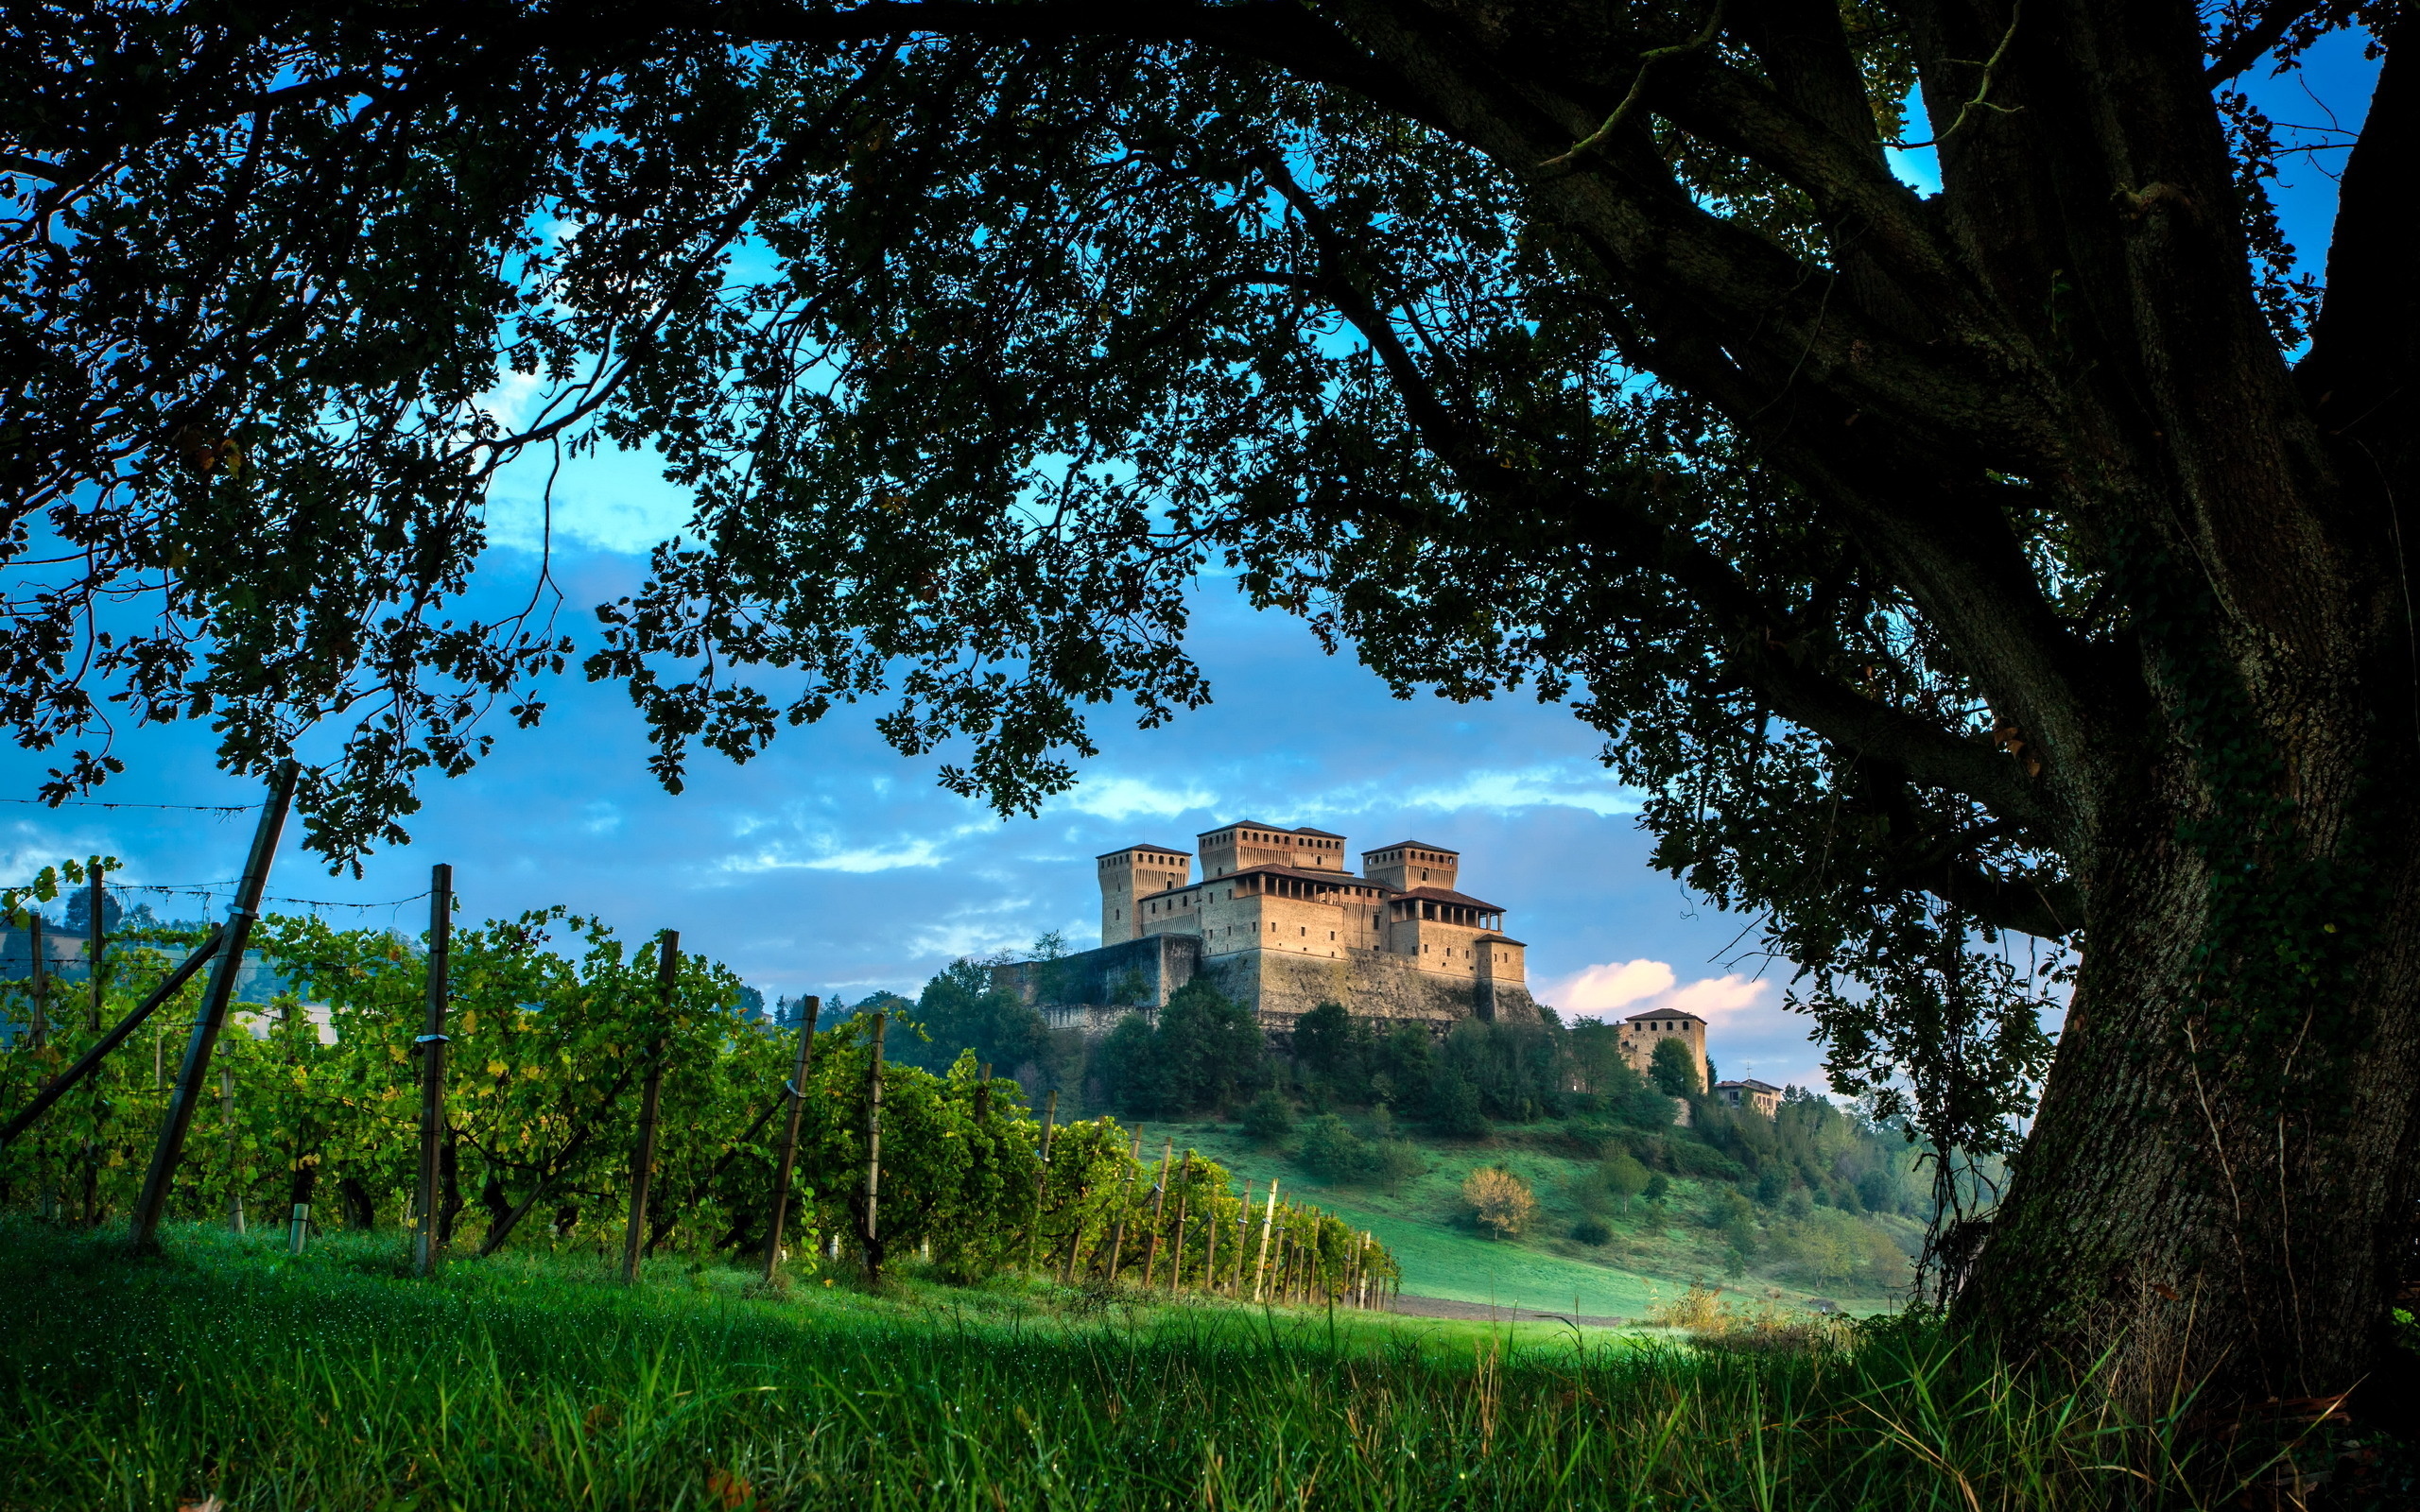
(1650, 1038, 1703, 1099)
(1463, 1165, 1537, 1240)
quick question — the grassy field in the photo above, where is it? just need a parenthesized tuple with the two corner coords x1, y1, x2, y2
(1156, 1120, 1898, 1319)
(0, 1217, 2375, 1510)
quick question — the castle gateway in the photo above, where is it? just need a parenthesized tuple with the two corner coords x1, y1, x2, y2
(993, 821, 1547, 1036)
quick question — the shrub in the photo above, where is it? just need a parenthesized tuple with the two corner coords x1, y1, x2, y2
(1462, 1164, 1537, 1238)
(1429, 1069, 1490, 1138)
(1602, 1150, 1651, 1202)
(1240, 1088, 1294, 1143)
(1373, 1139, 1426, 1194)
(1667, 1140, 1749, 1182)
(1571, 1216, 1613, 1246)
(1642, 1174, 1671, 1204)
(1296, 1113, 1378, 1183)
(1616, 1082, 1676, 1128)
(1649, 1036, 1703, 1097)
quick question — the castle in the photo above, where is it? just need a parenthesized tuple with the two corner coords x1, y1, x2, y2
(993, 821, 1545, 1035)
(991, 819, 1778, 1116)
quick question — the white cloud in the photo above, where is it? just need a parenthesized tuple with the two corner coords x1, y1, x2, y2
(1396, 766, 1641, 816)
(1052, 776, 1219, 824)
(1546, 959, 1772, 1027)
(707, 837, 949, 876)
(1548, 957, 1674, 1014)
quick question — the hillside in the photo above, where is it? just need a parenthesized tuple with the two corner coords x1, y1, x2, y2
(1122, 1114, 1924, 1321)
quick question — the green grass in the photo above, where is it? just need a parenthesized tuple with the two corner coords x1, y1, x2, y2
(1161, 1120, 1894, 1318)
(0, 1217, 2349, 1510)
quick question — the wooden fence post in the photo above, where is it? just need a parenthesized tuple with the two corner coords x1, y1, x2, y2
(1142, 1139, 1172, 1287)
(219, 1068, 244, 1233)
(760, 996, 821, 1287)
(0, 928, 223, 1150)
(130, 759, 299, 1252)
(1201, 1174, 1219, 1294)
(1102, 1128, 1141, 1282)
(413, 863, 451, 1277)
(1167, 1149, 1194, 1292)
(621, 930, 678, 1282)
(860, 1010, 887, 1277)
(1023, 1089, 1057, 1277)
(79, 864, 104, 1226)
(1252, 1179, 1280, 1302)
(29, 912, 50, 1221)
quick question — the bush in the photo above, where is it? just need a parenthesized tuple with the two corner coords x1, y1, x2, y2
(1462, 1164, 1537, 1238)
(1667, 1140, 1749, 1183)
(1642, 1174, 1671, 1204)
(1571, 1216, 1613, 1246)
(1429, 1069, 1490, 1137)
(1240, 1088, 1294, 1143)
(1616, 1082, 1677, 1128)
(1296, 1113, 1378, 1183)
(1602, 1150, 1651, 1202)
(1373, 1139, 1426, 1194)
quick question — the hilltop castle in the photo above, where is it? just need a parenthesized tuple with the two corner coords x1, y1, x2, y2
(993, 820, 1545, 1035)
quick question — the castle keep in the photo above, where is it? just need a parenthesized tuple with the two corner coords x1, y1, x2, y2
(996, 821, 1546, 1035)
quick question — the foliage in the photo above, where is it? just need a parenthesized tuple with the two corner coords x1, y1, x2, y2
(0, 902, 1389, 1297)
(1095, 979, 1269, 1117)
(1570, 1215, 1612, 1246)
(1649, 1036, 1703, 1098)
(903, 956, 1051, 1082)
(1239, 1087, 1294, 1144)
(1461, 1164, 1536, 1239)
(1428, 1069, 1490, 1139)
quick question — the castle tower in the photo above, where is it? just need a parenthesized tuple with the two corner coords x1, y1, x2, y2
(1616, 1008, 1709, 1094)
(1360, 839, 1460, 894)
(1098, 843, 1191, 944)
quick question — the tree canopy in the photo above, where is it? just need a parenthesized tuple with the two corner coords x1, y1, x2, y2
(9, 1, 2417, 1394)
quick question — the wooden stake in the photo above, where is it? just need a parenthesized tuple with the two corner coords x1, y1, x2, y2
(620, 930, 678, 1282)
(1252, 1179, 1280, 1301)
(860, 1010, 887, 1277)
(973, 1061, 992, 1122)
(1142, 1139, 1172, 1287)
(1202, 1176, 1219, 1293)
(1102, 1129, 1141, 1282)
(79, 866, 103, 1225)
(1167, 1149, 1194, 1292)
(130, 759, 299, 1251)
(218, 1068, 244, 1233)
(28, 913, 49, 1221)
(1023, 1089, 1057, 1277)
(413, 863, 452, 1277)
(761, 996, 821, 1286)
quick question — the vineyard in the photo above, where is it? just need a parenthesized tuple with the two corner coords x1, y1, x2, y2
(0, 849, 1396, 1310)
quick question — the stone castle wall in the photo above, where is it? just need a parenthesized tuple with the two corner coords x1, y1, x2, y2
(997, 935, 1541, 1041)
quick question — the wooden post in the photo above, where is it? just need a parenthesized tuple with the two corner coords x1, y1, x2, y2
(1232, 1178, 1253, 1295)
(1202, 1177, 1220, 1294)
(1102, 1129, 1141, 1282)
(413, 864, 452, 1277)
(285, 993, 315, 1255)
(1167, 1149, 1193, 1292)
(761, 996, 821, 1286)
(80, 865, 103, 1226)
(1023, 1089, 1058, 1276)
(219, 1068, 244, 1233)
(860, 1010, 887, 1277)
(1142, 1139, 1172, 1287)
(973, 1061, 992, 1122)
(130, 758, 299, 1251)
(1252, 1179, 1280, 1301)
(29, 912, 49, 1221)
(620, 930, 678, 1282)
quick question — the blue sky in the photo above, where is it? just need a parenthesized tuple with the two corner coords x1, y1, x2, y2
(0, 38, 2381, 1097)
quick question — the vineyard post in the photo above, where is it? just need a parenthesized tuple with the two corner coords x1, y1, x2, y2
(1167, 1149, 1193, 1292)
(1201, 1175, 1219, 1293)
(974, 1061, 991, 1121)
(1252, 1179, 1279, 1302)
(285, 992, 315, 1255)
(1142, 1139, 1172, 1287)
(412, 863, 452, 1277)
(79, 864, 103, 1226)
(1022, 1088, 1057, 1277)
(29, 913, 49, 1221)
(620, 930, 678, 1283)
(130, 758, 299, 1252)
(218, 1069, 243, 1232)
(1232, 1177, 1253, 1295)
(760, 995, 821, 1287)
(860, 1010, 886, 1278)
(1102, 1129, 1140, 1282)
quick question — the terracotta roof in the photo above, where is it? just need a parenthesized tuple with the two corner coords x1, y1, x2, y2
(1136, 863, 1393, 903)
(1392, 885, 1506, 912)
(1624, 1008, 1707, 1023)
(1472, 933, 1528, 947)
(1364, 838, 1460, 855)
(1291, 826, 1346, 838)
(1718, 1078, 1782, 1092)
(1097, 842, 1192, 859)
